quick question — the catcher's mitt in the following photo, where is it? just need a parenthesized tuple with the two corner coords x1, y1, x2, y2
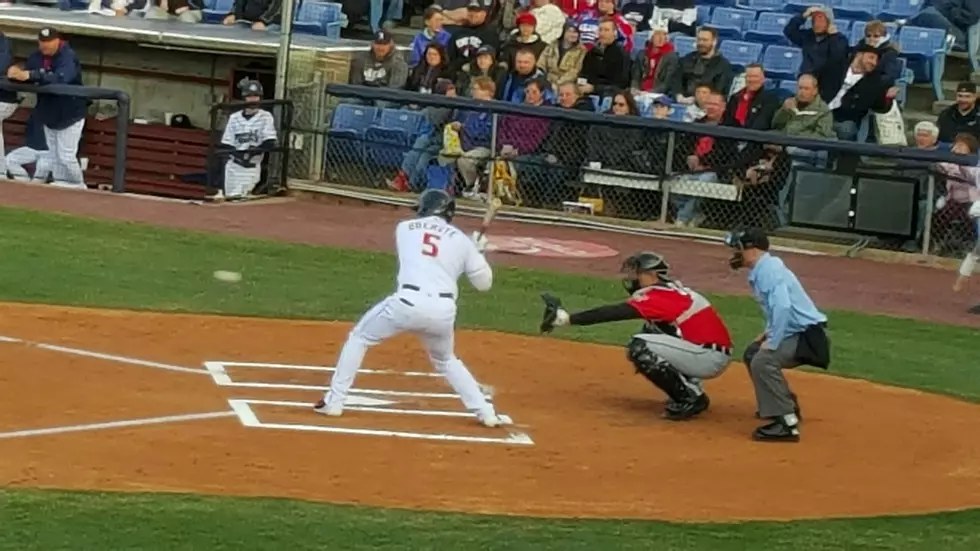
(539, 293, 564, 333)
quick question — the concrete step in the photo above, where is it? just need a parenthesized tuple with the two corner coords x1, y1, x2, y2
(932, 99, 955, 115)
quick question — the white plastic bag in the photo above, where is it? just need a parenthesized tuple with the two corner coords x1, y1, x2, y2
(874, 102, 907, 146)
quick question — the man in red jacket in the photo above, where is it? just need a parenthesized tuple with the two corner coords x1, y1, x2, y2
(539, 251, 734, 420)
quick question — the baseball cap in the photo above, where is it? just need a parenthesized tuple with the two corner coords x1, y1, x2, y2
(466, 0, 488, 11)
(434, 78, 455, 95)
(652, 95, 673, 107)
(515, 12, 536, 27)
(475, 44, 495, 57)
(38, 27, 59, 42)
(957, 81, 977, 94)
(725, 227, 770, 251)
(373, 29, 393, 44)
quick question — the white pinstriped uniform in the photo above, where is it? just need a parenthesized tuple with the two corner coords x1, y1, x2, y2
(44, 118, 85, 188)
(0, 102, 18, 177)
(6, 146, 53, 182)
(322, 215, 500, 421)
(220, 108, 277, 198)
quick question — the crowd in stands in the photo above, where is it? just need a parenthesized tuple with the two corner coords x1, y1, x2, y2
(337, 0, 980, 238)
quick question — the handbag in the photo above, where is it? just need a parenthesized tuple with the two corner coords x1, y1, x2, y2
(874, 101, 907, 146)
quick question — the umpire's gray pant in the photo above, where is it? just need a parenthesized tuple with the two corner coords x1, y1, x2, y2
(634, 333, 732, 380)
(748, 335, 800, 419)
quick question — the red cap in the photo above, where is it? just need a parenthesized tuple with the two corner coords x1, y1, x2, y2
(515, 12, 537, 27)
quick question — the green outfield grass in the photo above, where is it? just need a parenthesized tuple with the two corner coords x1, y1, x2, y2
(0, 205, 977, 550)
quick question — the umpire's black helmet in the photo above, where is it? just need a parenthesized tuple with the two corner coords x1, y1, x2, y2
(415, 189, 456, 222)
(724, 227, 770, 251)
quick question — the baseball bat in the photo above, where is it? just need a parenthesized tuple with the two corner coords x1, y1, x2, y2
(474, 196, 502, 240)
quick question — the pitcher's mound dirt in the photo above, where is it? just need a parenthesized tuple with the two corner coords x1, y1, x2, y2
(0, 303, 979, 521)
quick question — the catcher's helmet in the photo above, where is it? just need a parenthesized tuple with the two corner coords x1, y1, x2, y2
(239, 79, 264, 98)
(621, 252, 670, 294)
(415, 189, 456, 222)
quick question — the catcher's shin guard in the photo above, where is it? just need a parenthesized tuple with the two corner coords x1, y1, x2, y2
(626, 337, 694, 403)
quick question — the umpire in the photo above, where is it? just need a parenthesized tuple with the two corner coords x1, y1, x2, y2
(725, 228, 830, 443)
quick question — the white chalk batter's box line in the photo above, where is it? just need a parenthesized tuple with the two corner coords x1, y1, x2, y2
(227, 399, 533, 446)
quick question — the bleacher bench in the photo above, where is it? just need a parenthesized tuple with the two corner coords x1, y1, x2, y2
(581, 166, 743, 201)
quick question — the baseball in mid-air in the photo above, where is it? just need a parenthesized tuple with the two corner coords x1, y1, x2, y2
(213, 270, 242, 283)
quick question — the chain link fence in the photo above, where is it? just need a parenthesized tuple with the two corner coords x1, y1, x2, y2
(293, 85, 978, 260)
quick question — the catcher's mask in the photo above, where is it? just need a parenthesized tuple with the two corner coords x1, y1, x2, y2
(414, 188, 456, 222)
(620, 252, 670, 294)
(724, 227, 770, 270)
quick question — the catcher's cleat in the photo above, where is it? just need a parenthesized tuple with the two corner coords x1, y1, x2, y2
(752, 419, 800, 443)
(663, 393, 710, 421)
(754, 393, 801, 422)
(313, 399, 343, 417)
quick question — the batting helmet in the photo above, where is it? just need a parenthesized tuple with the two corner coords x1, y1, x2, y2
(415, 189, 456, 222)
(621, 251, 670, 294)
(239, 79, 264, 98)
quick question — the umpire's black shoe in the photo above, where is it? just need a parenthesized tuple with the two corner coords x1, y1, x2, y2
(663, 393, 710, 421)
(968, 304, 980, 315)
(755, 394, 802, 422)
(752, 420, 800, 443)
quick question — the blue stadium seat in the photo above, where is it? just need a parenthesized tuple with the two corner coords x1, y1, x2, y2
(599, 96, 613, 112)
(710, 8, 755, 40)
(202, 0, 234, 24)
(779, 79, 798, 95)
(898, 26, 953, 100)
(719, 40, 764, 70)
(326, 104, 378, 167)
(294, 1, 344, 39)
(331, 104, 378, 132)
(744, 12, 792, 46)
(834, 19, 852, 34)
(363, 126, 412, 169)
(696, 5, 712, 25)
(735, 0, 784, 11)
(668, 108, 687, 122)
(699, 0, 730, 6)
(877, 0, 922, 21)
(832, 0, 883, 22)
(762, 45, 803, 81)
(379, 109, 425, 138)
(589, 95, 601, 111)
(672, 35, 697, 57)
(634, 31, 651, 53)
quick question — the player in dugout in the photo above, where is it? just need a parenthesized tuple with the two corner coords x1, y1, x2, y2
(215, 78, 278, 201)
(539, 252, 734, 420)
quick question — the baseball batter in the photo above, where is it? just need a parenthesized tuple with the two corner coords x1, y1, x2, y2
(314, 188, 508, 427)
(219, 79, 277, 200)
(539, 252, 734, 420)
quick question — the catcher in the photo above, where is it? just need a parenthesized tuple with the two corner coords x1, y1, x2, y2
(540, 252, 734, 420)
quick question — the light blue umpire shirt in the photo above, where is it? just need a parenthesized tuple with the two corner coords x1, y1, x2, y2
(747, 252, 827, 349)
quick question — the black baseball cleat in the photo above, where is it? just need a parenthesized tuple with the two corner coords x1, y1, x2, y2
(755, 393, 802, 421)
(752, 420, 801, 442)
(968, 304, 980, 315)
(663, 393, 710, 421)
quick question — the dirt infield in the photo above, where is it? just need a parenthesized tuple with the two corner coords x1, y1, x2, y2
(1, 303, 979, 522)
(0, 184, 976, 327)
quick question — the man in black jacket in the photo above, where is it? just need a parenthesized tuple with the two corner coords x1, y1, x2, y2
(826, 43, 888, 141)
(448, 0, 500, 72)
(720, 63, 780, 173)
(578, 18, 631, 98)
(937, 81, 980, 142)
(671, 26, 734, 103)
(223, 0, 281, 30)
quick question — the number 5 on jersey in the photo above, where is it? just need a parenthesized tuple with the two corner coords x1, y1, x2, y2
(422, 232, 441, 257)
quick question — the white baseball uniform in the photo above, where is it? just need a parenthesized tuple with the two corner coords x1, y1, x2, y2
(220, 109, 277, 198)
(322, 215, 499, 422)
(45, 118, 86, 188)
(6, 146, 53, 183)
(0, 101, 18, 177)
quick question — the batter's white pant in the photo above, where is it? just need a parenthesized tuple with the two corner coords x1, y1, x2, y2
(0, 102, 19, 178)
(325, 290, 496, 417)
(6, 146, 53, 183)
(635, 333, 732, 394)
(223, 159, 261, 198)
(44, 119, 86, 188)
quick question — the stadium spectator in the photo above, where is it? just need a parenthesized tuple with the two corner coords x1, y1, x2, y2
(406, 43, 453, 93)
(784, 6, 850, 104)
(446, 76, 495, 193)
(496, 48, 549, 103)
(854, 20, 902, 88)
(578, 18, 631, 97)
(722, 64, 780, 185)
(933, 132, 980, 254)
(572, 0, 601, 46)
(530, 0, 567, 44)
(937, 82, 980, 142)
(621, 1, 653, 33)
(527, 81, 595, 193)
(348, 30, 409, 104)
(672, 27, 734, 102)
(389, 79, 457, 192)
(538, 22, 587, 87)
(575, 0, 634, 51)
(457, 45, 505, 95)
(7, 28, 87, 189)
(672, 88, 727, 227)
(142, 0, 204, 22)
(586, 90, 646, 171)
(773, 74, 834, 162)
(448, 0, 500, 72)
(827, 43, 887, 141)
(499, 12, 547, 70)
(652, 95, 674, 119)
(222, 0, 281, 30)
(906, 0, 976, 48)
(442, 0, 495, 26)
(409, 5, 452, 68)
(501, 79, 554, 206)
(914, 120, 940, 149)
(630, 20, 678, 95)
(558, 0, 592, 18)
(683, 82, 712, 122)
